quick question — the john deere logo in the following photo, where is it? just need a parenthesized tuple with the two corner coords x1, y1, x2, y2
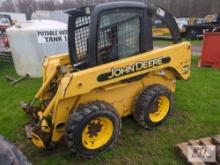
(97, 57, 171, 82)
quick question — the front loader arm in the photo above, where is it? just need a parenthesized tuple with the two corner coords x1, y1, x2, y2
(34, 53, 71, 100)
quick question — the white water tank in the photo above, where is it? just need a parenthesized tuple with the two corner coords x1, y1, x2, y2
(6, 20, 68, 77)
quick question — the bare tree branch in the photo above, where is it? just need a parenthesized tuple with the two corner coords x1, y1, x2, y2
(0, 0, 220, 19)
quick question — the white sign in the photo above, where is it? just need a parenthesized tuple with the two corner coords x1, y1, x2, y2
(37, 30, 68, 44)
(157, 8, 165, 17)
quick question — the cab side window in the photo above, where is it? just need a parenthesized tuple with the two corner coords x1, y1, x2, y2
(97, 12, 141, 64)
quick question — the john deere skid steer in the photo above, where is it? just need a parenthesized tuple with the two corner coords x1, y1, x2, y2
(22, 2, 191, 157)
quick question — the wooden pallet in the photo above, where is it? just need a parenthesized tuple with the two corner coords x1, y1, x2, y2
(176, 135, 220, 165)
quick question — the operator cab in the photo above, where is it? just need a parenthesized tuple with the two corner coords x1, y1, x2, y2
(66, 2, 181, 69)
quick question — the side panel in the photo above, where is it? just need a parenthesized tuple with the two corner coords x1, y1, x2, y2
(78, 80, 143, 117)
(62, 42, 191, 99)
(77, 71, 176, 117)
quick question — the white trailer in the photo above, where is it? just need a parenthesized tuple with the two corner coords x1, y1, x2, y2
(31, 10, 68, 24)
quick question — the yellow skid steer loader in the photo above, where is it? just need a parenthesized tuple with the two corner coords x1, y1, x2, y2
(22, 2, 191, 157)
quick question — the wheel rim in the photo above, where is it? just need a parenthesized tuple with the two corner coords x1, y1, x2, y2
(149, 96, 170, 123)
(82, 117, 113, 150)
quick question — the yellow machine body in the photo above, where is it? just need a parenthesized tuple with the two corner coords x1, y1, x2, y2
(29, 42, 191, 148)
(153, 28, 170, 36)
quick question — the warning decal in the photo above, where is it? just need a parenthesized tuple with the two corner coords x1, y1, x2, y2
(37, 30, 68, 43)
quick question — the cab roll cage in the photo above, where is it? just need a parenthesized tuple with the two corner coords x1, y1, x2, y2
(66, 1, 181, 67)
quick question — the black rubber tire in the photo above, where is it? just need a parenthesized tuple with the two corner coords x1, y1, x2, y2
(0, 135, 30, 165)
(133, 85, 174, 129)
(66, 101, 121, 158)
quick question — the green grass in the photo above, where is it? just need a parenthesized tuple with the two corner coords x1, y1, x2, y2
(154, 39, 202, 47)
(190, 39, 203, 46)
(1, 56, 220, 165)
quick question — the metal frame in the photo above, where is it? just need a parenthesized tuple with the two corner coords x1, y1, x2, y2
(88, 2, 152, 67)
(147, 4, 182, 43)
(66, 2, 182, 68)
(66, 6, 94, 66)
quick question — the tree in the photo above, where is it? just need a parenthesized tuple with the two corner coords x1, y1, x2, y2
(0, 0, 220, 19)
(0, 0, 15, 12)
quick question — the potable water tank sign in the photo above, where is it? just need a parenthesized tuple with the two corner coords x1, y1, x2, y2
(37, 30, 68, 43)
(6, 19, 68, 77)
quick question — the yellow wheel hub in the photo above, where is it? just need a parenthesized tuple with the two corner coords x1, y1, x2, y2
(82, 117, 113, 150)
(149, 96, 170, 123)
